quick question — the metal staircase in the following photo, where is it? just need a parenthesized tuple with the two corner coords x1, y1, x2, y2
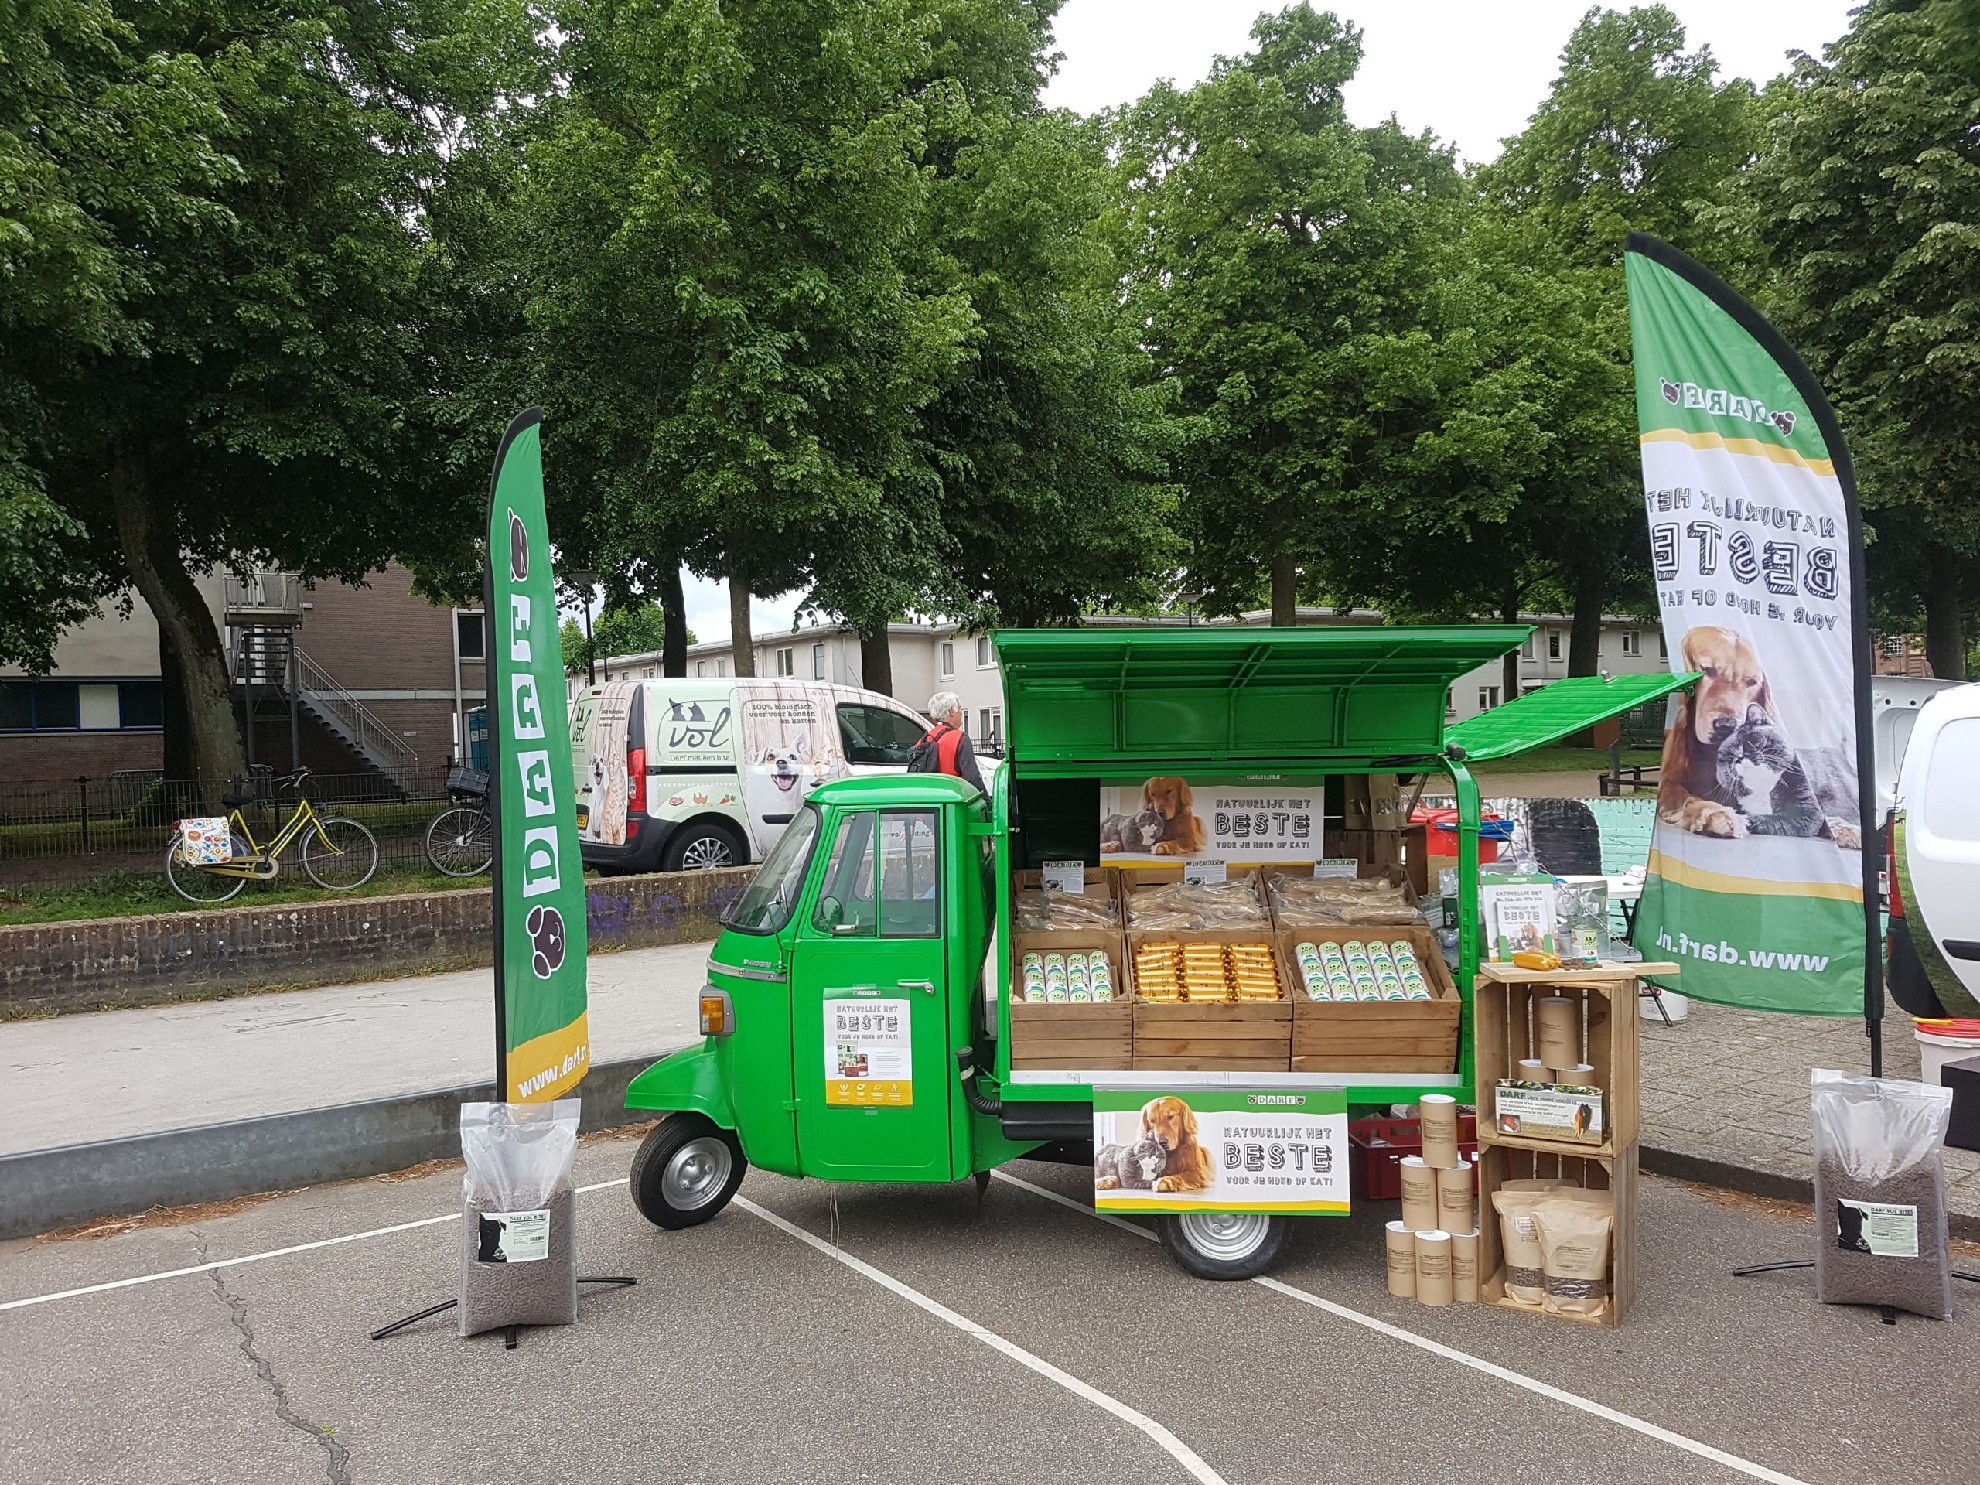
(225, 572, 420, 792)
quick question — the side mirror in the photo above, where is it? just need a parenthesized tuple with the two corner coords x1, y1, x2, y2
(817, 894, 844, 926)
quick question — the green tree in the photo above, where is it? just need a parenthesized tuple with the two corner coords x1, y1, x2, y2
(560, 601, 693, 677)
(7, 0, 519, 783)
(1117, 6, 1477, 625)
(1480, 5, 1760, 674)
(1722, 0, 1980, 677)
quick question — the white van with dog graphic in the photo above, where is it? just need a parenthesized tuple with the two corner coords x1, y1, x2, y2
(568, 677, 947, 873)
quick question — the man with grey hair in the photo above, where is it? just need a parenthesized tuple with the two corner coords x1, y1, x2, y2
(913, 690, 987, 793)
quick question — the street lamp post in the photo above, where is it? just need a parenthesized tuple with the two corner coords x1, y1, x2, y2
(566, 570, 599, 687)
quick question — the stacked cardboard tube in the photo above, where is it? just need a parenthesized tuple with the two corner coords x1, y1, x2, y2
(1385, 1094, 1478, 1305)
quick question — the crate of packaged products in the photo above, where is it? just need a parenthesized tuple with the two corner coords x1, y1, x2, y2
(1008, 930, 1130, 1071)
(1277, 925, 1462, 1073)
(1128, 930, 1293, 1072)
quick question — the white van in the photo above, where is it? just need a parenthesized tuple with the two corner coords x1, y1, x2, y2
(1889, 682, 1980, 1020)
(567, 677, 951, 874)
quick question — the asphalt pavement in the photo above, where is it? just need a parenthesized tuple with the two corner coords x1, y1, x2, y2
(0, 942, 705, 1154)
(3, 1126, 1974, 1485)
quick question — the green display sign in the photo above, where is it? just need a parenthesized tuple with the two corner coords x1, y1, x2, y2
(1091, 1088, 1349, 1214)
(1624, 235, 1879, 1018)
(485, 409, 589, 1100)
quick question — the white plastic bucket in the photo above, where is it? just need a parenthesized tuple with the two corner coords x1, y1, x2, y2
(1640, 987, 1688, 1022)
(1915, 1023, 1980, 1086)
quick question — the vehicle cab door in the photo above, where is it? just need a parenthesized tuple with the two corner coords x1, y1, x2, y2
(792, 806, 956, 1180)
(836, 701, 929, 776)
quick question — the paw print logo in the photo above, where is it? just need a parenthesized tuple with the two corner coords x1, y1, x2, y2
(525, 904, 565, 979)
(1660, 379, 1681, 405)
(1770, 409, 1796, 436)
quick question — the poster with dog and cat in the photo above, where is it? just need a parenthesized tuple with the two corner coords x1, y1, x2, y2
(1098, 780, 1327, 864)
(1625, 235, 1878, 1016)
(1092, 1089, 1349, 1213)
(739, 683, 849, 845)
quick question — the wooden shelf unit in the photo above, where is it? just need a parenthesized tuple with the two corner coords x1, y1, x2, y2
(1475, 1143, 1638, 1327)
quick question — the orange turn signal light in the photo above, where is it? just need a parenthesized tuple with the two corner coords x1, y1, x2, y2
(699, 994, 729, 1037)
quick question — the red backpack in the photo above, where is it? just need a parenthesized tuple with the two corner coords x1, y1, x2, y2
(908, 723, 963, 776)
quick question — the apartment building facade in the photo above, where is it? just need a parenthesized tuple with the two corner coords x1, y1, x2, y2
(0, 565, 485, 786)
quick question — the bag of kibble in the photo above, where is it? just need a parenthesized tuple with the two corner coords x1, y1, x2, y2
(458, 1099, 581, 1336)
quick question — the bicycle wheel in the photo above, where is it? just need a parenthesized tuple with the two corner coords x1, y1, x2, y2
(426, 806, 494, 877)
(165, 833, 253, 904)
(303, 816, 378, 890)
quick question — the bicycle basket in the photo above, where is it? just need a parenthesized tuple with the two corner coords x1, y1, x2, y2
(177, 818, 233, 865)
(447, 764, 490, 798)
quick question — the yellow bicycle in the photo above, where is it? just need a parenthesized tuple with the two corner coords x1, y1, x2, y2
(166, 767, 379, 903)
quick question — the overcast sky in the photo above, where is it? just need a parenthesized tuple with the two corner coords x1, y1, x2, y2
(668, 0, 1860, 650)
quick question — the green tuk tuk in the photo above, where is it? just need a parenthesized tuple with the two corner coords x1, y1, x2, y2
(621, 627, 1682, 1278)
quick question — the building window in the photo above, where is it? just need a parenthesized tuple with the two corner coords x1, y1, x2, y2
(695, 661, 707, 677)
(455, 610, 486, 660)
(118, 681, 164, 728)
(812, 643, 825, 681)
(0, 680, 86, 730)
(1520, 635, 1534, 660)
(717, 659, 727, 677)
(644, 667, 655, 678)
(1478, 685, 1500, 711)
(1658, 632, 1668, 658)
(1547, 632, 1561, 660)
(1445, 689, 1455, 715)
(776, 647, 794, 677)
(1620, 630, 1640, 656)
(939, 641, 955, 679)
(976, 636, 993, 668)
(978, 707, 1003, 748)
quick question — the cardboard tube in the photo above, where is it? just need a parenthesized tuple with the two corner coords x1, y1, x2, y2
(1451, 1228, 1479, 1302)
(1418, 1093, 1460, 1169)
(1516, 1058, 1549, 1083)
(1384, 1221, 1416, 1299)
(1399, 1156, 1439, 1234)
(1562, 1062, 1599, 1089)
(1415, 1229, 1454, 1305)
(1436, 1160, 1475, 1233)
(1537, 995, 1580, 1069)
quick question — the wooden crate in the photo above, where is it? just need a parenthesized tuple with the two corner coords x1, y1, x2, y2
(1127, 928, 1292, 1071)
(1472, 961, 1676, 1158)
(1475, 1141, 1638, 1327)
(1278, 925, 1462, 1074)
(1008, 928, 1131, 1071)
(1011, 867, 1121, 931)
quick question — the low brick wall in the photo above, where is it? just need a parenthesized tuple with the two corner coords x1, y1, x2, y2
(0, 866, 754, 1018)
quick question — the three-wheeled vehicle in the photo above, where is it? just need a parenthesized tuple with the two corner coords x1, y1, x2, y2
(621, 627, 1686, 1278)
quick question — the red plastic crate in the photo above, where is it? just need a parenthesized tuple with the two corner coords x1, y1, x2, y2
(1349, 1113, 1479, 1200)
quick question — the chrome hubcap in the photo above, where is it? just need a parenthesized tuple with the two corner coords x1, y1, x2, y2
(680, 836, 734, 869)
(661, 1136, 733, 1210)
(1178, 1211, 1271, 1262)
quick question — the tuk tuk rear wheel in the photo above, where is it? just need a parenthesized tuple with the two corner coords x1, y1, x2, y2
(1156, 1212, 1285, 1280)
(631, 1114, 746, 1229)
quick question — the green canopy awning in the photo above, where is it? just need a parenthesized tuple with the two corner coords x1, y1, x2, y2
(1445, 672, 1697, 763)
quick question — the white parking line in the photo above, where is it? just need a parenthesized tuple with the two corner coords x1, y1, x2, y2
(0, 1177, 631, 1314)
(991, 1171, 1811, 1485)
(735, 1195, 1228, 1485)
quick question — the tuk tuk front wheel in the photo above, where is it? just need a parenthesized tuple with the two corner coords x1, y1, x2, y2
(631, 1113, 746, 1229)
(1156, 1212, 1285, 1280)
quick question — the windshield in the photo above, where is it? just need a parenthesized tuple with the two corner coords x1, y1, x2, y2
(724, 806, 820, 935)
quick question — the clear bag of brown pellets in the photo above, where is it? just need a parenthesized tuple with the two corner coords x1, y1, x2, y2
(458, 1100, 580, 1336)
(1810, 1069, 1954, 1320)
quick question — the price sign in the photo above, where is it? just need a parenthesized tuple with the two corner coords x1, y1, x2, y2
(1040, 860, 1087, 893)
(1312, 858, 1360, 879)
(1182, 859, 1228, 884)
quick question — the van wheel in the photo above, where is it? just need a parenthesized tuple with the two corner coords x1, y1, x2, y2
(1157, 1213, 1285, 1280)
(662, 821, 743, 872)
(631, 1114, 746, 1229)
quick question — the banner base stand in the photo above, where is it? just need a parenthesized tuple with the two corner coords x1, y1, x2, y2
(1731, 1259, 1977, 1324)
(370, 1276, 638, 1346)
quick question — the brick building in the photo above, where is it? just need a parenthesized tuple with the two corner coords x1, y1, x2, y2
(0, 565, 483, 788)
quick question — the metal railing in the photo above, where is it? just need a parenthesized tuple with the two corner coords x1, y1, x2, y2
(294, 647, 421, 788)
(222, 571, 303, 622)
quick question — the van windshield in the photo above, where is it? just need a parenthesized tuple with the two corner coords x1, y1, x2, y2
(724, 806, 820, 935)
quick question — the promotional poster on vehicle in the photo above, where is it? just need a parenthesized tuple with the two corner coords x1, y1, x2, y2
(1091, 1089, 1348, 1214)
(486, 409, 590, 1100)
(575, 680, 634, 847)
(1098, 780, 1327, 865)
(824, 997, 913, 1107)
(740, 683, 848, 843)
(1624, 235, 1876, 1015)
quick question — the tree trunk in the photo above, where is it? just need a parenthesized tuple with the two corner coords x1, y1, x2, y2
(112, 450, 245, 789)
(1501, 588, 1521, 707)
(1925, 549, 1965, 681)
(860, 622, 894, 698)
(158, 627, 196, 782)
(1567, 561, 1603, 678)
(727, 575, 756, 677)
(1270, 551, 1297, 626)
(661, 565, 688, 678)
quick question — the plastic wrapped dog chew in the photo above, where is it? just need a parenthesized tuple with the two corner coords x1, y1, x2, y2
(1019, 950, 1114, 1004)
(1127, 879, 1270, 930)
(1014, 886, 1120, 932)
(1131, 940, 1283, 1002)
(1268, 872, 1418, 926)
